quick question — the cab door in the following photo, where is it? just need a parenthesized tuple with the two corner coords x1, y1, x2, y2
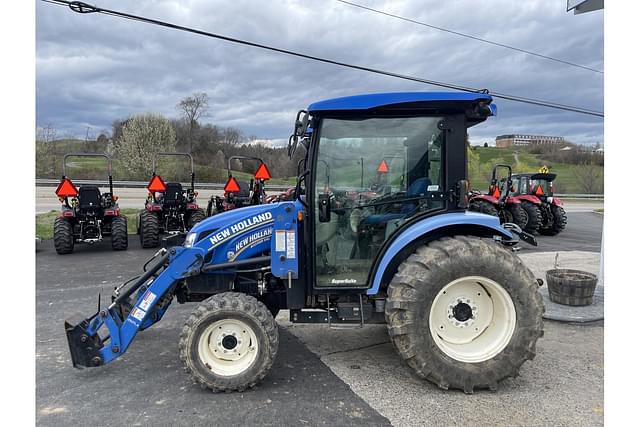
(311, 116, 445, 288)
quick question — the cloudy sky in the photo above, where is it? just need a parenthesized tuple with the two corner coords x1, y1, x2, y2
(36, 0, 603, 146)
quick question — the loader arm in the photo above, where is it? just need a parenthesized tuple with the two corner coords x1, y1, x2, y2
(65, 246, 205, 368)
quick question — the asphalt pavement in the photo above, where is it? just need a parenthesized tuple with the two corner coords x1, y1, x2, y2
(36, 211, 603, 426)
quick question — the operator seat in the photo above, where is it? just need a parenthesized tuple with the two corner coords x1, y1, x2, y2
(163, 182, 184, 207)
(360, 177, 432, 226)
(78, 185, 102, 210)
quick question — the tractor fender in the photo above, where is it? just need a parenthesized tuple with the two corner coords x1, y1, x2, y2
(550, 197, 563, 206)
(514, 194, 541, 205)
(469, 194, 498, 204)
(367, 211, 512, 296)
(504, 196, 521, 204)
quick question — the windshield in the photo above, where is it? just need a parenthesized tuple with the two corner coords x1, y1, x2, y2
(313, 116, 444, 288)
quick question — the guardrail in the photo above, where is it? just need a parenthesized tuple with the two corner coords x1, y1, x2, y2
(36, 178, 292, 192)
(35, 179, 604, 200)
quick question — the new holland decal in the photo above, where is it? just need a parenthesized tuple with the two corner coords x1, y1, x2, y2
(228, 228, 273, 261)
(208, 212, 274, 251)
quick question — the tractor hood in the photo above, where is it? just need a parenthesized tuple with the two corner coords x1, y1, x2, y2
(188, 203, 278, 245)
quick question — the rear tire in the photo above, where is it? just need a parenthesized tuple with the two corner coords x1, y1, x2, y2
(469, 200, 498, 217)
(188, 208, 206, 229)
(139, 210, 160, 248)
(110, 216, 128, 251)
(519, 200, 542, 234)
(539, 205, 567, 236)
(53, 217, 74, 255)
(179, 292, 278, 392)
(385, 236, 543, 393)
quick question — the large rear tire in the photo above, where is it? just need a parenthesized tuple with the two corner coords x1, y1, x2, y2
(519, 200, 542, 234)
(139, 210, 160, 248)
(53, 217, 74, 255)
(110, 216, 128, 251)
(539, 205, 567, 236)
(179, 292, 278, 392)
(187, 208, 206, 230)
(385, 236, 543, 393)
(469, 200, 498, 217)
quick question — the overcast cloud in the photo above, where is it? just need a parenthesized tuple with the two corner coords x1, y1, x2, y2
(36, 0, 604, 146)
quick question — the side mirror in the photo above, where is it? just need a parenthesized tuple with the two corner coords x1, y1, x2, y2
(457, 180, 470, 209)
(318, 193, 331, 222)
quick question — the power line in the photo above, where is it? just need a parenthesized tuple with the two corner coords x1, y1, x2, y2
(336, 0, 604, 75)
(40, 0, 604, 118)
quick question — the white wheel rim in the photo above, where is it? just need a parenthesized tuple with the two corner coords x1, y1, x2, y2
(429, 276, 516, 363)
(197, 319, 259, 376)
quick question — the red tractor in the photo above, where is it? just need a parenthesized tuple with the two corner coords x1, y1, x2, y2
(510, 172, 567, 235)
(53, 153, 127, 254)
(469, 164, 528, 230)
(138, 152, 205, 248)
(206, 156, 272, 216)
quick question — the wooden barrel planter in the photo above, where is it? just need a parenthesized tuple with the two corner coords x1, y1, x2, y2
(546, 269, 598, 306)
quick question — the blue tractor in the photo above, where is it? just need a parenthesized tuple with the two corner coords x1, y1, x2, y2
(65, 92, 543, 394)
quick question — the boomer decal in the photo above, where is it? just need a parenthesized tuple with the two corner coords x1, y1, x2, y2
(208, 212, 273, 250)
(228, 228, 273, 260)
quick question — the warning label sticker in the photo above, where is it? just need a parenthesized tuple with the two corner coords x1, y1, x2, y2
(275, 230, 286, 252)
(131, 307, 146, 321)
(139, 291, 156, 311)
(286, 230, 296, 259)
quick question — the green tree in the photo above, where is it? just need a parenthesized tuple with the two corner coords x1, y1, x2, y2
(114, 114, 177, 176)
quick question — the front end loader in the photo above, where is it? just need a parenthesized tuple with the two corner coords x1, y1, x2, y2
(66, 92, 543, 394)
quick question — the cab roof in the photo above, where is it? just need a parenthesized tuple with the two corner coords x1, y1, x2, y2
(307, 92, 496, 125)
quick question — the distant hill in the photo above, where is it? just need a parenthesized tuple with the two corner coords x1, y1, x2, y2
(468, 146, 603, 194)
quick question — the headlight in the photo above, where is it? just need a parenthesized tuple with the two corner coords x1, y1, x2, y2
(547, 197, 553, 203)
(184, 232, 197, 248)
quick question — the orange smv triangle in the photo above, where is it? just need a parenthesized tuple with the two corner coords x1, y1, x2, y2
(147, 175, 167, 193)
(55, 178, 79, 198)
(254, 163, 272, 180)
(491, 187, 501, 198)
(376, 159, 389, 173)
(224, 176, 241, 193)
(534, 184, 544, 196)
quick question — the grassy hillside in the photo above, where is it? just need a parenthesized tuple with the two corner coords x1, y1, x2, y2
(469, 147, 603, 194)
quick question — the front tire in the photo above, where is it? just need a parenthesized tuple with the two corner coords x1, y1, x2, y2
(179, 292, 278, 392)
(385, 236, 543, 393)
(187, 208, 206, 229)
(539, 205, 567, 236)
(469, 200, 498, 217)
(53, 217, 74, 255)
(110, 216, 128, 251)
(519, 200, 542, 234)
(505, 203, 528, 230)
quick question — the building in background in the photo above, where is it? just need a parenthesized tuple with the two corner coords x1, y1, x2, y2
(495, 134, 566, 148)
(566, 0, 604, 15)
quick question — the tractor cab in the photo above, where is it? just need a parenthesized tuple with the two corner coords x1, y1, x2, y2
(290, 92, 494, 288)
(512, 172, 557, 200)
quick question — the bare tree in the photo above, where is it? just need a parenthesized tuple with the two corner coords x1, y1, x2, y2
(177, 92, 209, 153)
(572, 161, 603, 194)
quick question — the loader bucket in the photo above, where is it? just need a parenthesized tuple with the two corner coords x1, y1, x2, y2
(64, 312, 104, 368)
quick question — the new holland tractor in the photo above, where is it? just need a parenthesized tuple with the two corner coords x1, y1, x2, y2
(511, 172, 567, 235)
(206, 156, 272, 216)
(138, 152, 206, 248)
(469, 164, 528, 231)
(54, 153, 127, 254)
(65, 92, 543, 394)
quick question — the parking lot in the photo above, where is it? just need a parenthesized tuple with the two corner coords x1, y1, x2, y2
(36, 211, 603, 426)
